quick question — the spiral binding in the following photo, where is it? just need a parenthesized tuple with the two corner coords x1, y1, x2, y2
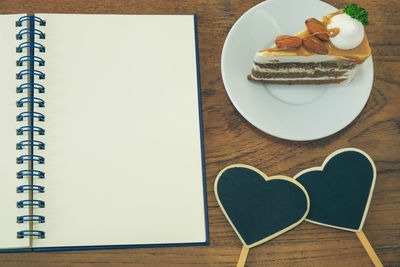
(17, 230, 45, 239)
(17, 170, 45, 179)
(16, 16, 46, 240)
(17, 97, 45, 107)
(17, 83, 45, 93)
(16, 16, 46, 27)
(16, 69, 45, 79)
(17, 126, 45, 135)
(17, 215, 45, 224)
(16, 140, 45, 150)
(17, 185, 45, 193)
(17, 200, 45, 208)
(17, 111, 45, 121)
(17, 56, 45, 66)
(17, 42, 45, 53)
(16, 155, 45, 164)
(16, 28, 45, 40)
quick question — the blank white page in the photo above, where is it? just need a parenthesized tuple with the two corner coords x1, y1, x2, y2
(35, 14, 206, 248)
(0, 14, 31, 249)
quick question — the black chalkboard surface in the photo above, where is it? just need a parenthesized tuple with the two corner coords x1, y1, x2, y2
(295, 148, 376, 232)
(215, 165, 309, 248)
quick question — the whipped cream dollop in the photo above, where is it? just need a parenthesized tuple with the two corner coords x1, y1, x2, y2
(327, 13, 364, 50)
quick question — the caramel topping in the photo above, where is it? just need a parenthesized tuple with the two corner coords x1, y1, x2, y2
(266, 47, 298, 52)
(328, 27, 340, 38)
(261, 10, 371, 64)
(322, 9, 344, 25)
(295, 29, 370, 64)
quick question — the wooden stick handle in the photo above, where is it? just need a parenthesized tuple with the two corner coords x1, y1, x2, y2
(356, 231, 383, 267)
(236, 245, 249, 267)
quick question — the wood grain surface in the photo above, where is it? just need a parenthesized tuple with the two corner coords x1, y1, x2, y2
(1, 0, 399, 266)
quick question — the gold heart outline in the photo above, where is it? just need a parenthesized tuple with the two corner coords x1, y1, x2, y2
(215, 164, 310, 248)
(294, 147, 376, 232)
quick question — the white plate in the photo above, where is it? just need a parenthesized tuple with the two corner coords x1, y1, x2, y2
(221, 0, 373, 141)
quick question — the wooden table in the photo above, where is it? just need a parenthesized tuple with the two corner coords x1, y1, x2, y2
(1, 0, 399, 266)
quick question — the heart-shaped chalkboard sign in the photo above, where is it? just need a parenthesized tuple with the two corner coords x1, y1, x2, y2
(295, 148, 376, 232)
(215, 164, 309, 248)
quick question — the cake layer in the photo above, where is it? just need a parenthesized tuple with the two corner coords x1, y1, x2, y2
(246, 78, 348, 84)
(253, 61, 356, 70)
(250, 69, 347, 78)
(248, 61, 359, 84)
(254, 53, 342, 64)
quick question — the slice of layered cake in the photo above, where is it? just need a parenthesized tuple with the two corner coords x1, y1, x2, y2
(248, 4, 371, 84)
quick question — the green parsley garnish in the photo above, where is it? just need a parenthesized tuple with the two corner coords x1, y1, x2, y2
(343, 3, 369, 25)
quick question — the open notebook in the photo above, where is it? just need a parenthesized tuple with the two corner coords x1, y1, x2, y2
(1, 14, 208, 252)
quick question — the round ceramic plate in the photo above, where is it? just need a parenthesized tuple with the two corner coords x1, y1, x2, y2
(221, 0, 373, 141)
